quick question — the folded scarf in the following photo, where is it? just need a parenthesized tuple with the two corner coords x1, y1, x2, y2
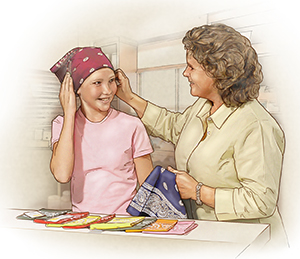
(127, 166, 187, 219)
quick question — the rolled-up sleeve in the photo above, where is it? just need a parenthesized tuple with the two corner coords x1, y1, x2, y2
(131, 118, 153, 158)
(51, 115, 63, 149)
(215, 120, 285, 221)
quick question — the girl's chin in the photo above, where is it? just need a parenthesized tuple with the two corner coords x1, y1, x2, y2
(97, 105, 111, 112)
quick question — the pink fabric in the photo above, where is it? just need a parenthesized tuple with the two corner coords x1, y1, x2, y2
(51, 108, 153, 214)
(50, 47, 113, 92)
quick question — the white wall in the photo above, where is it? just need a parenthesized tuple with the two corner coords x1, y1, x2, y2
(1, 0, 299, 257)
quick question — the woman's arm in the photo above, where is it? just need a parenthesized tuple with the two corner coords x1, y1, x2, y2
(214, 120, 285, 221)
(134, 154, 153, 185)
(115, 69, 147, 118)
(50, 73, 77, 183)
(116, 69, 196, 145)
(168, 120, 284, 220)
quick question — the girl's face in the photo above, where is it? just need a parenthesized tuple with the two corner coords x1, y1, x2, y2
(77, 68, 117, 121)
(183, 53, 218, 101)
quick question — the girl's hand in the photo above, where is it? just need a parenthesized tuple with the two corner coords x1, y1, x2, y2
(167, 166, 198, 200)
(59, 73, 77, 116)
(115, 69, 134, 103)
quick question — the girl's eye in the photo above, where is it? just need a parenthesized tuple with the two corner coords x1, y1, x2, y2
(109, 78, 116, 83)
(94, 81, 101, 85)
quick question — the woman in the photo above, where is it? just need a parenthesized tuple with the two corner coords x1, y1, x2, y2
(116, 23, 287, 247)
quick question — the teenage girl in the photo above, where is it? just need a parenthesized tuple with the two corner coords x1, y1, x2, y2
(50, 47, 153, 214)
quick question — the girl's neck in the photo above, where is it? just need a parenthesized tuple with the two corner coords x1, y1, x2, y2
(80, 105, 110, 123)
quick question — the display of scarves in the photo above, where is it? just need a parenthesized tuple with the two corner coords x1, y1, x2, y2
(127, 166, 187, 219)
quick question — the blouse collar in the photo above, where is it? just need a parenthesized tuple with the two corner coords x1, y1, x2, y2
(209, 104, 238, 129)
(196, 98, 238, 129)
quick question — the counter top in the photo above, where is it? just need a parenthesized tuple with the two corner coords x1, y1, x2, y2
(0, 208, 270, 259)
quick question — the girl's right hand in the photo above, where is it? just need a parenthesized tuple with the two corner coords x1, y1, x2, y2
(115, 69, 134, 103)
(59, 73, 77, 116)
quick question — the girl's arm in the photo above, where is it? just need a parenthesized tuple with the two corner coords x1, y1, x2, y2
(50, 73, 77, 183)
(134, 154, 153, 185)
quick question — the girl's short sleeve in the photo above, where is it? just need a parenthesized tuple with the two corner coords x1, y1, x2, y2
(51, 115, 64, 149)
(132, 118, 153, 158)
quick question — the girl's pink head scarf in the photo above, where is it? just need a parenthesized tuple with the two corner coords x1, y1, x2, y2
(50, 47, 114, 92)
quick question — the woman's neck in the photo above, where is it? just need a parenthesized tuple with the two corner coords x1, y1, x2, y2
(209, 94, 224, 115)
(210, 101, 223, 114)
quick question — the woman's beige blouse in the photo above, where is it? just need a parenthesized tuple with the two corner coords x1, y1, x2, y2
(142, 98, 287, 245)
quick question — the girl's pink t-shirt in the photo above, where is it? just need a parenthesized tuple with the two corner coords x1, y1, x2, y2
(51, 108, 153, 214)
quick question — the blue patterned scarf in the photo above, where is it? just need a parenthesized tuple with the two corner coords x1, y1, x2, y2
(127, 166, 187, 219)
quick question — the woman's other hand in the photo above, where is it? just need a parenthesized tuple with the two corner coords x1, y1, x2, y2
(59, 72, 77, 116)
(168, 166, 198, 200)
(115, 68, 134, 103)
(168, 166, 215, 208)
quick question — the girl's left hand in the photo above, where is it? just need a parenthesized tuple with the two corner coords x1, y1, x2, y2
(167, 166, 198, 200)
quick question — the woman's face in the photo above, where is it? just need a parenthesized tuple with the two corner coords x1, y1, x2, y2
(183, 54, 218, 101)
(77, 68, 117, 119)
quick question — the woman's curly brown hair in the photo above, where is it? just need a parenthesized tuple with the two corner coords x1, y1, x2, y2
(182, 23, 263, 107)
